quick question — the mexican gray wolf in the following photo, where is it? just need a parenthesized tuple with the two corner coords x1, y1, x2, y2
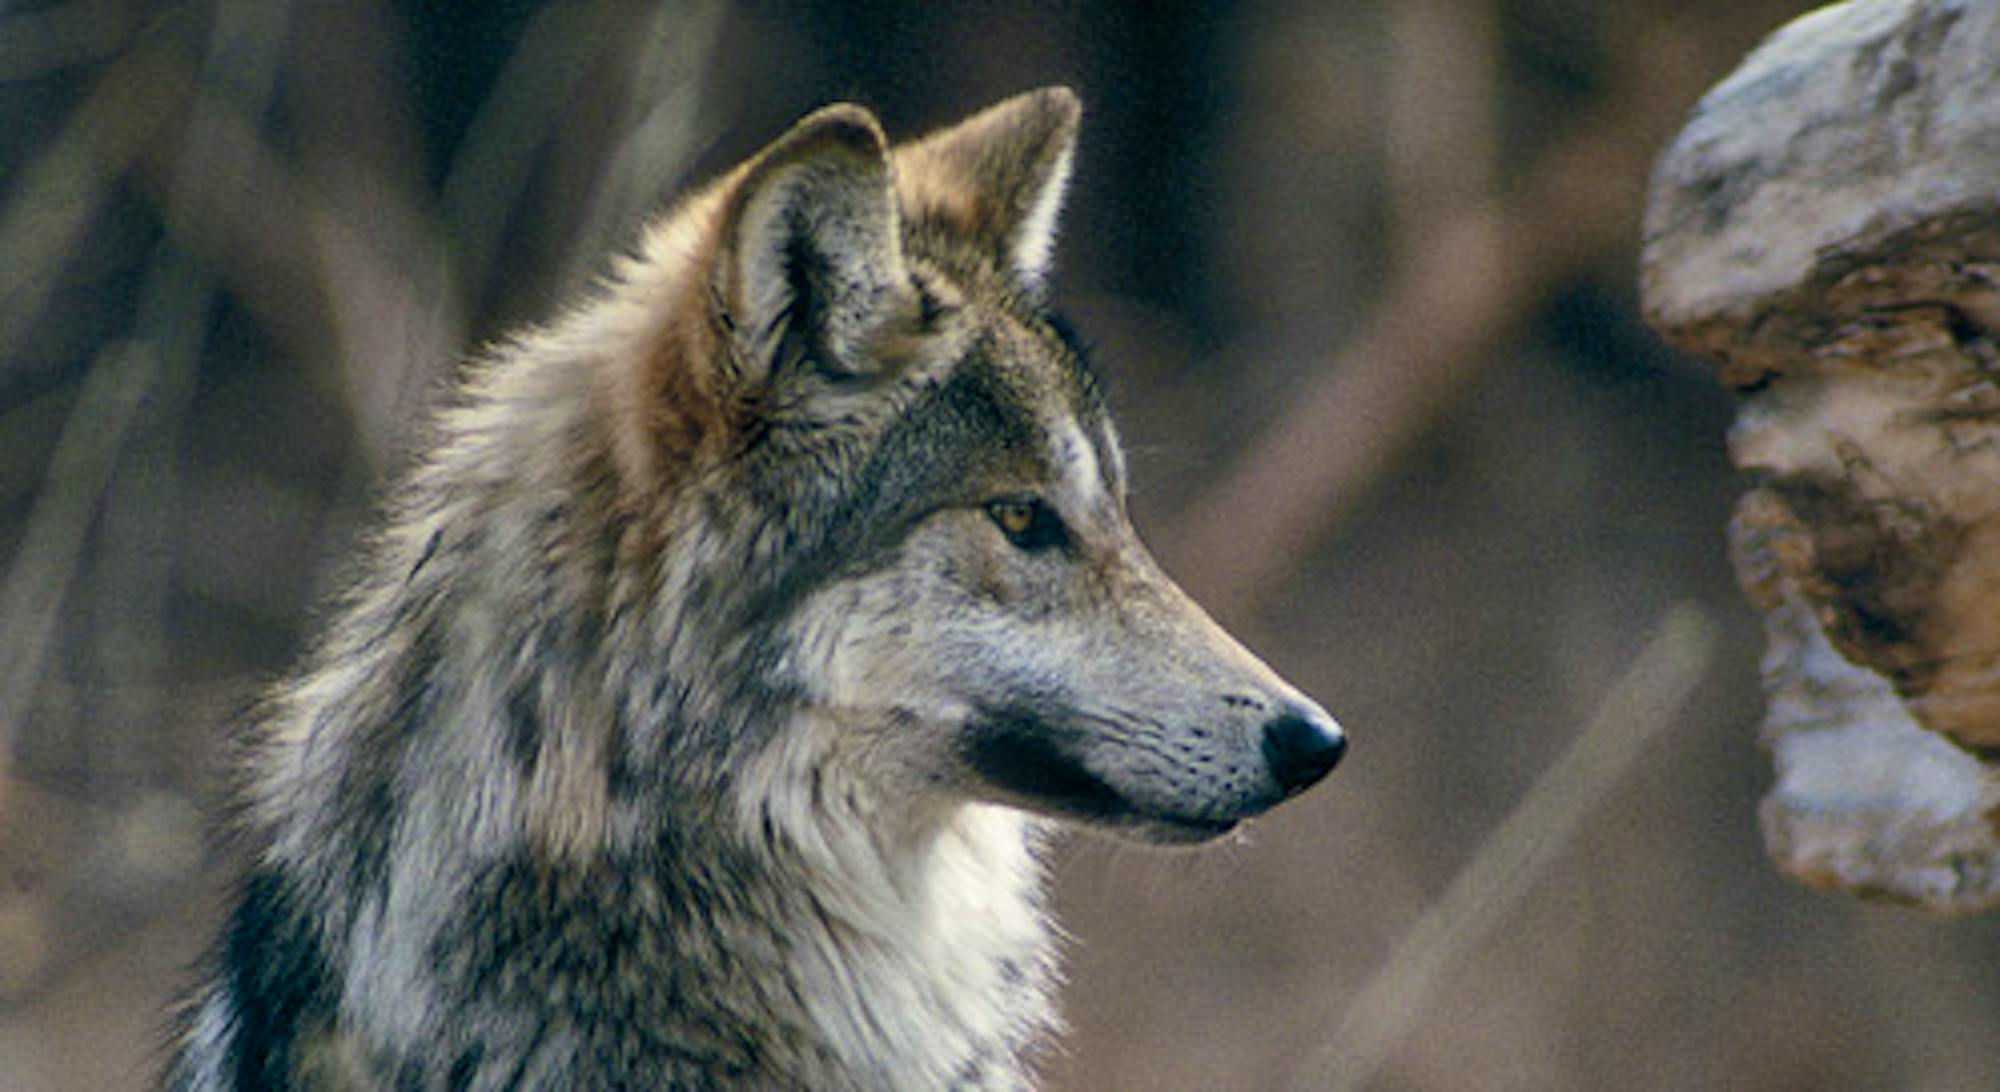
(163, 86, 1345, 1090)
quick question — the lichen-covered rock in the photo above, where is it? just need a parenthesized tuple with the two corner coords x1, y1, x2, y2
(1643, 0, 2000, 386)
(1641, 0, 2000, 911)
(1752, 589, 2000, 912)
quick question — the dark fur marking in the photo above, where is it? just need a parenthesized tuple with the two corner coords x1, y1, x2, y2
(408, 529, 442, 583)
(955, 1054, 991, 1087)
(915, 277, 949, 327)
(605, 702, 643, 802)
(334, 617, 441, 919)
(965, 710, 1122, 822)
(1042, 311, 1106, 414)
(775, 222, 858, 381)
(445, 1045, 483, 1092)
(505, 680, 541, 775)
(342, 776, 398, 924)
(222, 869, 337, 1090)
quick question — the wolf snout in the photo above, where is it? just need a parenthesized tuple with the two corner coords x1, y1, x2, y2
(1260, 705, 1346, 797)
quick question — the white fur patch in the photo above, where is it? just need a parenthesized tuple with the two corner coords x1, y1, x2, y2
(729, 706, 1053, 1088)
(1011, 141, 1073, 290)
(1052, 419, 1106, 515)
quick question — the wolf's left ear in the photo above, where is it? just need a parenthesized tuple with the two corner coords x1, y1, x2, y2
(711, 103, 912, 386)
(896, 86, 1081, 294)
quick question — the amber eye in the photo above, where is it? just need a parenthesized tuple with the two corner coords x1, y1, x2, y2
(991, 500, 1035, 536)
(985, 497, 1066, 551)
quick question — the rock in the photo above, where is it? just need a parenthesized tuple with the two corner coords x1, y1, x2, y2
(1643, 0, 2000, 386)
(1640, 0, 2000, 911)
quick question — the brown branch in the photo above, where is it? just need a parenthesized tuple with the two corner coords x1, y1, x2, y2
(0, 37, 194, 368)
(1164, 19, 1708, 623)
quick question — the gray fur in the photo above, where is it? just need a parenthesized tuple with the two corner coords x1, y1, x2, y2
(164, 88, 1343, 1090)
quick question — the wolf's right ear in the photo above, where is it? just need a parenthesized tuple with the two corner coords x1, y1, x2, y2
(708, 104, 913, 390)
(895, 87, 1081, 295)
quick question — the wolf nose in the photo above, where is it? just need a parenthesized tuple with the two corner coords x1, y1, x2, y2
(1261, 706, 1346, 796)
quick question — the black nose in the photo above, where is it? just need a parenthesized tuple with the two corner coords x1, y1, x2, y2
(1261, 708, 1346, 796)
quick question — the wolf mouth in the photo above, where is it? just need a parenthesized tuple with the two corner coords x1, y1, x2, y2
(963, 710, 1246, 841)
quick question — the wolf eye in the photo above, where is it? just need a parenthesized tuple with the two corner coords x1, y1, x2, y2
(985, 497, 1066, 551)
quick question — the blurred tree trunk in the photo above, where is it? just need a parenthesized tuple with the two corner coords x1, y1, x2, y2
(1642, 0, 2000, 912)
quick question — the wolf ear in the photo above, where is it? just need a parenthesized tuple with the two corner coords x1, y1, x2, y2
(711, 103, 912, 387)
(896, 86, 1081, 293)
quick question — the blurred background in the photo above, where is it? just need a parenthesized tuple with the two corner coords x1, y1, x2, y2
(7, 1, 2000, 1088)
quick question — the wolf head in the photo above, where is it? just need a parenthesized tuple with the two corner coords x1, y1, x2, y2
(590, 88, 1343, 847)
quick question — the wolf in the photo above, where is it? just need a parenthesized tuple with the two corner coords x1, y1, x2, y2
(162, 87, 1345, 1090)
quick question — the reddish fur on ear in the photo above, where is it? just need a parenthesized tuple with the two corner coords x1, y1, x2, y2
(602, 106, 906, 496)
(640, 233, 734, 470)
(591, 184, 737, 502)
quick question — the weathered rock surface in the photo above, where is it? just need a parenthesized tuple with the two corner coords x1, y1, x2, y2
(1641, 0, 2000, 912)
